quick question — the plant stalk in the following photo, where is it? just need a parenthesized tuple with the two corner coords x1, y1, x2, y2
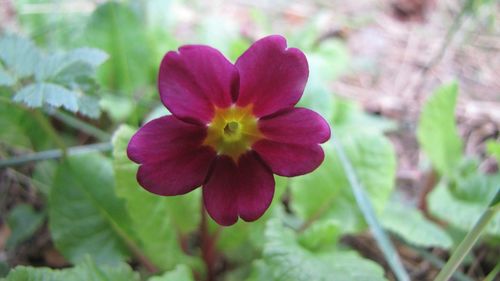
(331, 130, 410, 281)
(434, 189, 499, 281)
(0, 142, 112, 168)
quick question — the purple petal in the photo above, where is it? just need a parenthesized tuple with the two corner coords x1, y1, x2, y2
(159, 45, 239, 124)
(237, 152, 275, 222)
(127, 116, 216, 196)
(252, 140, 325, 177)
(203, 152, 275, 226)
(259, 107, 330, 145)
(235, 35, 308, 117)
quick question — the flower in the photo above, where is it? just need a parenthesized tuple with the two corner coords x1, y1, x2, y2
(127, 35, 330, 226)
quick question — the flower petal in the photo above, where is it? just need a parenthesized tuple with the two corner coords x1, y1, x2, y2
(203, 152, 275, 226)
(127, 116, 216, 196)
(237, 152, 275, 222)
(127, 115, 207, 164)
(235, 35, 308, 117)
(253, 140, 325, 177)
(259, 107, 330, 145)
(159, 45, 239, 124)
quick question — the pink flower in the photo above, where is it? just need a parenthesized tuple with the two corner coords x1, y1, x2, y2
(127, 35, 330, 226)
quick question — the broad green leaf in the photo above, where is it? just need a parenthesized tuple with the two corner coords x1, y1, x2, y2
(76, 95, 101, 119)
(261, 219, 387, 281)
(486, 140, 500, 164)
(6, 204, 45, 249)
(49, 154, 130, 264)
(0, 35, 41, 78)
(0, 67, 15, 86)
(428, 183, 500, 236)
(13, 83, 79, 112)
(417, 82, 463, 175)
(291, 132, 396, 233)
(2, 256, 138, 281)
(112, 125, 201, 270)
(65, 48, 109, 68)
(85, 2, 152, 94)
(380, 203, 452, 248)
(298, 220, 341, 252)
(32, 161, 57, 196)
(148, 265, 194, 281)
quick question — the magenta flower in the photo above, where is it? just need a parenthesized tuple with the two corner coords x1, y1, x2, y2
(127, 35, 330, 226)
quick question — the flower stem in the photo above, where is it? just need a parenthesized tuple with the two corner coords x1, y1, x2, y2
(331, 130, 410, 281)
(434, 189, 499, 281)
(46, 109, 110, 141)
(0, 142, 112, 168)
(200, 199, 220, 281)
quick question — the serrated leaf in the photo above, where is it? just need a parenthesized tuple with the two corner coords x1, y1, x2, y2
(0, 35, 41, 78)
(262, 219, 387, 281)
(428, 183, 500, 236)
(417, 82, 463, 175)
(65, 48, 109, 67)
(49, 154, 131, 264)
(85, 2, 151, 94)
(13, 83, 100, 118)
(2, 256, 138, 281)
(13, 83, 79, 112)
(76, 95, 101, 119)
(0, 67, 15, 86)
(380, 203, 452, 248)
(291, 132, 396, 233)
(112, 125, 201, 270)
(6, 204, 45, 249)
(148, 265, 194, 281)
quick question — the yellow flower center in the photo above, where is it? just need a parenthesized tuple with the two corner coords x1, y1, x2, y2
(204, 105, 262, 161)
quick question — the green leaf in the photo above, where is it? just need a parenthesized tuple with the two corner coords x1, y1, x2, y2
(148, 265, 194, 281)
(49, 153, 131, 264)
(291, 132, 396, 233)
(0, 67, 15, 86)
(112, 125, 201, 270)
(13, 83, 79, 112)
(85, 2, 152, 94)
(486, 140, 500, 164)
(65, 48, 109, 68)
(0, 35, 41, 78)
(13, 83, 100, 118)
(32, 161, 57, 196)
(417, 82, 463, 175)
(6, 204, 45, 249)
(261, 219, 387, 281)
(298, 220, 341, 252)
(380, 203, 452, 248)
(428, 183, 500, 236)
(2, 256, 138, 281)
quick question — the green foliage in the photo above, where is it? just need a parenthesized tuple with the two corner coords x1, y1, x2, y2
(148, 265, 194, 281)
(0, 34, 107, 118)
(252, 218, 387, 281)
(298, 220, 341, 252)
(417, 82, 463, 175)
(291, 131, 396, 233)
(49, 153, 130, 264)
(486, 140, 500, 164)
(380, 203, 452, 248)
(5, 204, 45, 250)
(1, 256, 138, 281)
(429, 183, 500, 236)
(0, 35, 40, 79)
(85, 2, 152, 95)
(112, 125, 202, 270)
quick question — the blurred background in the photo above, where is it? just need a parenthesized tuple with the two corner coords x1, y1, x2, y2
(0, 0, 499, 281)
